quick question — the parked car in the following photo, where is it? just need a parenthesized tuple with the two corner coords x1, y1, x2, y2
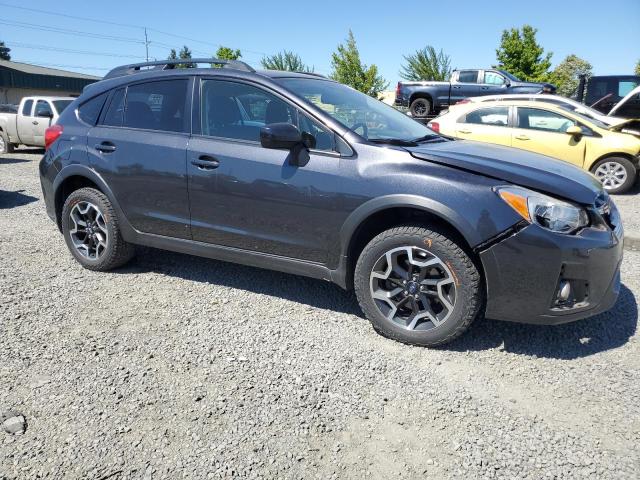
(457, 94, 629, 125)
(577, 75, 640, 117)
(0, 104, 18, 114)
(395, 69, 556, 118)
(0, 96, 74, 153)
(609, 85, 640, 119)
(430, 100, 640, 193)
(40, 59, 623, 347)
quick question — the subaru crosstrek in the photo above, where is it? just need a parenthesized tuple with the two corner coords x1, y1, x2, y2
(39, 58, 624, 347)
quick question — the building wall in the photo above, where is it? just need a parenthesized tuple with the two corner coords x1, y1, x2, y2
(0, 87, 80, 105)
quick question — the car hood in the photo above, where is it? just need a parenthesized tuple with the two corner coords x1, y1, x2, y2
(607, 119, 640, 137)
(405, 140, 602, 204)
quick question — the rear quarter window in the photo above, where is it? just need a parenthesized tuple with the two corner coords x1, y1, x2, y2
(78, 92, 108, 125)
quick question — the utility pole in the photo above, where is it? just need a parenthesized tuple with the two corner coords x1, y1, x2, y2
(144, 28, 149, 62)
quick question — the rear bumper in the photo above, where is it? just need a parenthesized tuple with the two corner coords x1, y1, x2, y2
(480, 222, 623, 325)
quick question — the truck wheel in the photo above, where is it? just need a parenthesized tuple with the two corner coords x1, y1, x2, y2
(0, 131, 14, 154)
(354, 225, 483, 347)
(410, 98, 431, 118)
(61, 187, 135, 271)
(591, 157, 637, 194)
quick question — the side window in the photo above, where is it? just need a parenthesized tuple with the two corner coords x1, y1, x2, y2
(462, 107, 509, 126)
(517, 107, 575, 133)
(102, 88, 125, 127)
(457, 70, 479, 83)
(21, 99, 33, 116)
(484, 72, 505, 85)
(618, 81, 639, 97)
(35, 100, 53, 117)
(78, 92, 108, 125)
(201, 79, 295, 142)
(123, 80, 188, 132)
(298, 111, 335, 152)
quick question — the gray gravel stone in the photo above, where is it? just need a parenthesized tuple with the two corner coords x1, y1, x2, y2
(1, 150, 639, 479)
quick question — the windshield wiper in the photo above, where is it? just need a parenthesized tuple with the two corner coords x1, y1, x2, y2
(410, 134, 440, 143)
(369, 138, 418, 146)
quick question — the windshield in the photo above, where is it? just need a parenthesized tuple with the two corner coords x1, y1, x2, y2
(500, 70, 521, 82)
(558, 107, 610, 129)
(276, 78, 436, 143)
(53, 100, 73, 115)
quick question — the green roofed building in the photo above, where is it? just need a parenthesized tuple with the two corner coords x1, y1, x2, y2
(0, 60, 99, 105)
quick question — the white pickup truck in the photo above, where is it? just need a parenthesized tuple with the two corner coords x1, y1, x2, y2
(0, 96, 74, 153)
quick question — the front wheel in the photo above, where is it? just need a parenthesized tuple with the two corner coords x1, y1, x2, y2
(409, 98, 431, 118)
(354, 225, 483, 347)
(591, 157, 637, 194)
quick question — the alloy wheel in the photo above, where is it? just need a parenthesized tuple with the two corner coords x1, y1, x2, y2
(369, 246, 456, 331)
(68, 201, 108, 260)
(594, 162, 628, 190)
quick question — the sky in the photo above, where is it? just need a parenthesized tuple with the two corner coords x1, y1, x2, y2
(1, 0, 639, 87)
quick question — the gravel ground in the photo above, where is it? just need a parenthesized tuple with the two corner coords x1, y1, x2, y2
(611, 176, 640, 237)
(1, 150, 639, 479)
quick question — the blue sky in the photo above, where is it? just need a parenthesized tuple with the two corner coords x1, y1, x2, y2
(1, 0, 638, 86)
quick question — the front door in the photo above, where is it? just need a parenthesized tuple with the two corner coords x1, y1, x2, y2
(87, 79, 192, 239)
(479, 70, 509, 96)
(454, 105, 512, 147)
(511, 107, 586, 167)
(32, 100, 54, 147)
(188, 78, 342, 263)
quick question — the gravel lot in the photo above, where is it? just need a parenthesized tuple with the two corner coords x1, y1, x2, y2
(1, 150, 639, 479)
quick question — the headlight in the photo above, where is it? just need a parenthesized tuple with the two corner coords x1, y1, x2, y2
(495, 186, 589, 234)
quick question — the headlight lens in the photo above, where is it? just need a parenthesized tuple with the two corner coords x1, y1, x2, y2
(495, 187, 589, 234)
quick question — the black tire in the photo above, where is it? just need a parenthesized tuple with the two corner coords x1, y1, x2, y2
(354, 225, 483, 347)
(590, 156, 637, 194)
(0, 131, 14, 154)
(61, 187, 135, 271)
(409, 97, 431, 118)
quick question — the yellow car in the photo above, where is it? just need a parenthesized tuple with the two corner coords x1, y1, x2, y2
(429, 100, 640, 193)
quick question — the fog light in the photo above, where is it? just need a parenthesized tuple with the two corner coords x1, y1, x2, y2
(558, 281, 571, 302)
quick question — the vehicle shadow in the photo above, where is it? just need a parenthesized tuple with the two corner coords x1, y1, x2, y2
(0, 156, 31, 165)
(447, 284, 637, 359)
(0, 189, 39, 209)
(120, 248, 637, 358)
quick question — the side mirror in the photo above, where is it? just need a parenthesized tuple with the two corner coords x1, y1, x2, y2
(565, 125, 583, 136)
(260, 123, 302, 150)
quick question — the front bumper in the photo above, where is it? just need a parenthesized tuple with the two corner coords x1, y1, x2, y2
(480, 221, 623, 325)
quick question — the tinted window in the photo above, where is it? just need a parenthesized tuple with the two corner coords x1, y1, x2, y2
(484, 72, 505, 85)
(35, 100, 53, 117)
(78, 92, 108, 125)
(458, 71, 479, 83)
(124, 80, 188, 132)
(201, 79, 294, 142)
(517, 107, 575, 133)
(102, 88, 125, 127)
(52, 100, 73, 115)
(619, 81, 639, 97)
(21, 100, 33, 116)
(463, 107, 509, 126)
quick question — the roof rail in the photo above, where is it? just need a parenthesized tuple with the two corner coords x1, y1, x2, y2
(294, 71, 327, 78)
(103, 58, 255, 80)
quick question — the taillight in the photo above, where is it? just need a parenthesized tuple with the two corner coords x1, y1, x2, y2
(429, 122, 440, 133)
(45, 124, 63, 150)
(395, 82, 401, 97)
(456, 99, 471, 105)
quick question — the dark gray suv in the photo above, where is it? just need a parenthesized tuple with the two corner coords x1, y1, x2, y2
(39, 59, 624, 346)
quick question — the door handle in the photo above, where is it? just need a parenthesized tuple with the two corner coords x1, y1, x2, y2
(514, 135, 530, 141)
(32, 120, 39, 125)
(458, 129, 472, 134)
(481, 87, 489, 90)
(95, 142, 116, 153)
(191, 156, 220, 170)
(452, 85, 462, 89)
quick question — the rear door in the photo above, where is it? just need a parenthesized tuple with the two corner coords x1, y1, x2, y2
(17, 99, 35, 145)
(511, 106, 586, 167)
(32, 100, 54, 146)
(87, 78, 192, 239)
(450, 70, 482, 104)
(454, 105, 512, 146)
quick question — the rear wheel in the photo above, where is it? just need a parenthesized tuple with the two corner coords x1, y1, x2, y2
(0, 131, 14, 154)
(409, 97, 431, 118)
(61, 187, 135, 271)
(354, 225, 483, 347)
(591, 157, 636, 194)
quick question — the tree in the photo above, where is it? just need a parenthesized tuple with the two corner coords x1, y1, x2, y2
(635, 60, 640, 76)
(330, 30, 387, 97)
(495, 25, 552, 82)
(261, 50, 313, 72)
(399, 46, 451, 81)
(551, 54, 592, 97)
(178, 45, 194, 68)
(216, 46, 242, 61)
(0, 41, 11, 61)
